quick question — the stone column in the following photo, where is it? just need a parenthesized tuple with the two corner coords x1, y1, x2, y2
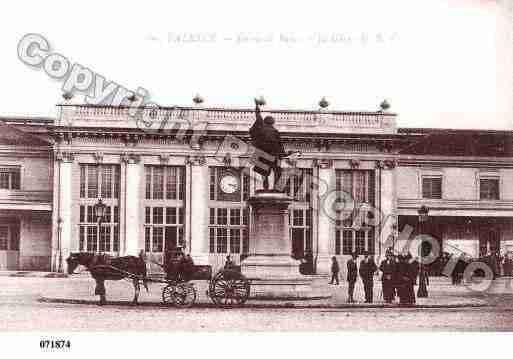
(123, 154, 142, 256)
(188, 156, 209, 264)
(316, 159, 335, 274)
(54, 151, 73, 273)
(378, 160, 397, 254)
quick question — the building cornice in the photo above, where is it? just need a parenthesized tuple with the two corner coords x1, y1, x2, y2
(398, 156, 513, 168)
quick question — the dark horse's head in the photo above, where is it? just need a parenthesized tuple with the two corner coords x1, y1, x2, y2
(66, 252, 94, 274)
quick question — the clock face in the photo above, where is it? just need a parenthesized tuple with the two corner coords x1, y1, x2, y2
(220, 175, 239, 194)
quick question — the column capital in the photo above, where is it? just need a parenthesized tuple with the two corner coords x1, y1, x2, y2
(349, 159, 361, 169)
(315, 158, 333, 169)
(376, 159, 396, 170)
(55, 151, 74, 163)
(121, 153, 141, 164)
(159, 153, 170, 164)
(187, 155, 207, 166)
(93, 152, 104, 164)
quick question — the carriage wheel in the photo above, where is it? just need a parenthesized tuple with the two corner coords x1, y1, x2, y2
(209, 270, 250, 308)
(162, 282, 196, 307)
(162, 284, 177, 306)
(173, 283, 197, 308)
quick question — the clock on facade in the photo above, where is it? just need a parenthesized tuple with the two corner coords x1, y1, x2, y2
(220, 175, 240, 194)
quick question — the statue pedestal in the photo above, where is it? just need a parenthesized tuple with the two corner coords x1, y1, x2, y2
(242, 190, 331, 300)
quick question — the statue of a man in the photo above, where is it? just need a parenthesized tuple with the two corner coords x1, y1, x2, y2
(249, 98, 286, 190)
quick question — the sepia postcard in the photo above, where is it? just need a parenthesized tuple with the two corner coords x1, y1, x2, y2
(0, 0, 512, 357)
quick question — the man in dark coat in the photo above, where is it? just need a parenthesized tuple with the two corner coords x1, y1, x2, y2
(503, 252, 513, 277)
(249, 99, 286, 190)
(396, 254, 416, 305)
(359, 252, 378, 303)
(490, 251, 500, 279)
(346, 253, 358, 303)
(224, 254, 235, 270)
(330, 256, 340, 285)
(379, 252, 397, 303)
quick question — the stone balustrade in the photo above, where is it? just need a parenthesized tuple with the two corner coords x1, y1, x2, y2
(57, 104, 397, 134)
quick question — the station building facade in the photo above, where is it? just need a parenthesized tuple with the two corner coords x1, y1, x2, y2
(0, 102, 512, 276)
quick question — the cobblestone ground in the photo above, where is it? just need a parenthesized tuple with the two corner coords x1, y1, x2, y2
(1, 276, 513, 331)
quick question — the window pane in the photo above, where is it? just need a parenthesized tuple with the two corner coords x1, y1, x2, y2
(210, 167, 216, 200)
(87, 206, 94, 223)
(87, 166, 98, 198)
(114, 166, 120, 198)
(422, 177, 442, 199)
(99, 226, 111, 252)
(293, 210, 303, 226)
(145, 207, 151, 224)
(367, 229, 375, 254)
(230, 209, 241, 225)
(243, 172, 250, 201)
(79, 226, 85, 251)
(153, 167, 164, 199)
(114, 206, 119, 223)
(354, 172, 366, 202)
(103, 206, 111, 223)
(0, 227, 7, 250)
(368, 172, 375, 205)
(153, 207, 163, 224)
(80, 205, 85, 223)
(145, 227, 151, 252)
(242, 229, 249, 254)
(480, 178, 499, 200)
(342, 230, 353, 255)
(217, 208, 228, 225)
(113, 226, 119, 252)
(87, 226, 97, 252)
(178, 167, 185, 200)
(305, 229, 311, 252)
(178, 208, 184, 224)
(230, 229, 241, 253)
(0, 172, 9, 189)
(166, 167, 177, 199)
(178, 227, 184, 244)
(166, 207, 177, 224)
(145, 166, 152, 199)
(11, 169, 20, 190)
(335, 230, 341, 255)
(153, 227, 163, 252)
(101, 166, 113, 198)
(217, 228, 227, 253)
(355, 230, 366, 255)
(165, 226, 178, 251)
(243, 209, 249, 226)
(210, 208, 215, 225)
(209, 228, 215, 253)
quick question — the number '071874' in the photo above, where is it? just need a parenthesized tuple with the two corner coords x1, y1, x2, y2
(39, 340, 71, 349)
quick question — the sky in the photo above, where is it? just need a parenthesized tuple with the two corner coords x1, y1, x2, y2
(0, 0, 511, 130)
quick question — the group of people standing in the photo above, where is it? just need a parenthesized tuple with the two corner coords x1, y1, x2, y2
(330, 250, 421, 305)
(449, 250, 513, 285)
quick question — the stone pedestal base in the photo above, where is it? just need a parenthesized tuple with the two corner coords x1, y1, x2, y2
(243, 255, 331, 299)
(241, 190, 331, 300)
(249, 278, 330, 300)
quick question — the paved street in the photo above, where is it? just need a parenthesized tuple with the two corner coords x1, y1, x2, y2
(1, 275, 513, 331)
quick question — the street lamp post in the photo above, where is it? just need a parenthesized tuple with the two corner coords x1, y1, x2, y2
(94, 199, 107, 253)
(417, 205, 429, 298)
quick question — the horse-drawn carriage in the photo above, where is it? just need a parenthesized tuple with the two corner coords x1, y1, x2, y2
(66, 252, 251, 308)
(161, 264, 251, 307)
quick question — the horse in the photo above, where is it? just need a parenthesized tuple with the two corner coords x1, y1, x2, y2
(66, 252, 149, 305)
